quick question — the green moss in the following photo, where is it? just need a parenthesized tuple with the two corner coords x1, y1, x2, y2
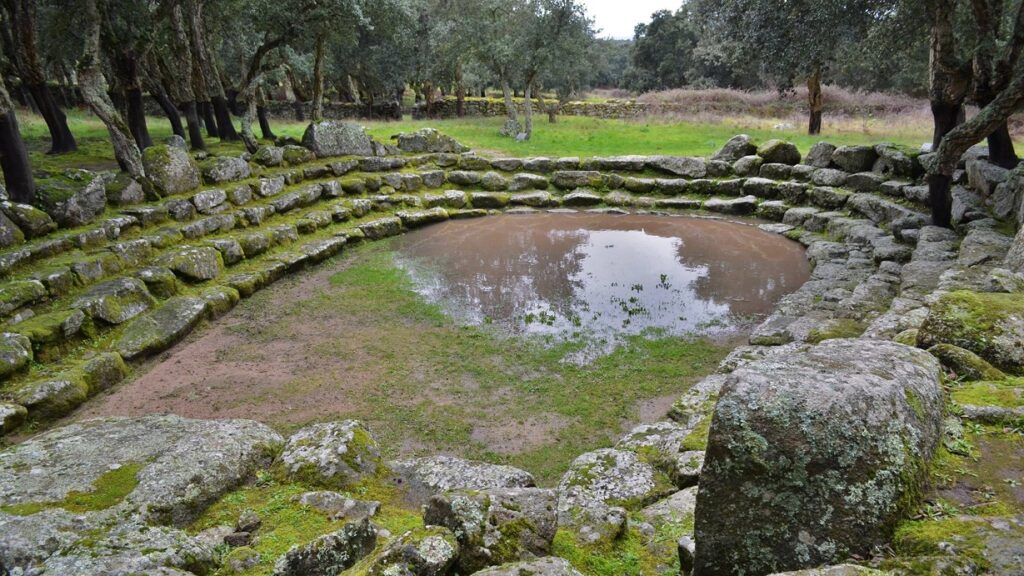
(806, 319, 866, 344)
(552, 527, 673, 576)
(951, 378, 1024, 409)
(892, 518, 992, 571)
(681, 415, 712, 451)
(0, 462, 143, 515)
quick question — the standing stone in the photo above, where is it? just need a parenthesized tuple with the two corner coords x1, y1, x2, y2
(694, 339, 943, 576)
(143, 144, 201, 197)
(301, 121, 375, 157)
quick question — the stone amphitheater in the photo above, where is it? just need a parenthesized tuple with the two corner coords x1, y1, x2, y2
(0, 122, 1022, 576)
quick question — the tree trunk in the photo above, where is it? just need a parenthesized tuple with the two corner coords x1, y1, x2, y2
(807, 66, 823, 135)
(125, 86, 152, 149)
(986, 121, 1019, 168)
(500, 76, 519, 137)
(311, 34, 326, 122)
(180, 101, 206, 151)
(78, 0, 145, 180)
(455, 61, 465, 118)
(256, 86, 275, 140)
(200, 100, 219, 137)
(26, 83, 77, 153)
(928, 174, 954, 228)
(152, 86, 185, 138)
(240, 97, 260, 154)
(523, 80, 534, 139)
(0, 82, 34, 203)
(211, 95, 236, 141)
(931, 101, 962, 151)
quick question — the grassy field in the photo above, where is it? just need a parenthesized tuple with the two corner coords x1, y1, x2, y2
(12, 107, 951, 174)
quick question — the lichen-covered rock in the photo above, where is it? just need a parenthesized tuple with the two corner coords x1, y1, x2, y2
(114, 296, 209, 360)
(693, 339, 943, 576)
(143, 144, 201, 197)
(253, 146, 285, 167)
(158, 246, 225, 282)
(732, 155, 763, 177)
(0, 279, 46, 319)
(873, 144, 919, 179)
(191, 188, 227, 214)
(271, 518, 377, 576)
(398, 207, 449, 228)
(423, 488, 557, 573)
(347, 525, 458, 576)
(0, 209, 23, 247)
(757, 140, 801, 165)
(0, 331, 32, 380)
(37, 173, 108, 227)
(831, 145, 878, 173)
(199, 156, 251, 184)
(804, 142, 837, 168)
(0, 201, 56, 238)
(647, 156, 707, 178)
(766, 565, 886, 576)
(0, 402, 27, 434)
(704, 195, 758, 215)
(562, 190, 603, 206)
(72, 277, 157, 325)
(557, 449, 675, 545)
(917, 291, 1024, 375)
(0, 415, 283, 569)
(302, 121, 375, 157)
(473, 557, 584, 576)
(390, 455, 535, 506)
(396, 128, 469, 154)
(712, 134, 758, 163)
(281, 420, 383, 487)
(471, 191, 512, 208)
(297, 491, 380, 522)
(1006, 225, 1024, 274)
(359, 216, 402, 240)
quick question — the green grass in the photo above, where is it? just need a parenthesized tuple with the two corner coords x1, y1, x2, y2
(225, 242, 729, 485)
(13, 107, 940, 175)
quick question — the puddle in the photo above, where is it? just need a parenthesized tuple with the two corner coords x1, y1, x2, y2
(394, 213, 810, 359)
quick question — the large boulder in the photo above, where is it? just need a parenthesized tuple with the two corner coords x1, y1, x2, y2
(396, 128, 469, 154)
(199, 156, 251, 184)
(831, 145, 878, 173)
(423, 488, 558, 573)
(390, 455, 535, 506)
(693, 339, 943, 576)
(280, 420, 384, 487)
(712, 135, 758, 163)
(557, 449, 675, 545)
(302, 121, 375, 157)
(757, 140, 801, 165)
(0, 415, 283, 571)
(143, 144, 201, 197)
(917, 290, 1024, 375)
(113, 296, 209, 360)
(35, 173, 108, 228)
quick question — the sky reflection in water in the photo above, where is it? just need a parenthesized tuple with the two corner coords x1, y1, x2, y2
(393, 214, 810, 359)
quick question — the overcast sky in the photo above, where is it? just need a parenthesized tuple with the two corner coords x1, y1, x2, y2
(581, 0, 680, 40)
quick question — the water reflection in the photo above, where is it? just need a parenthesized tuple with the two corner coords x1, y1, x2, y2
(393, 214, 809, 357)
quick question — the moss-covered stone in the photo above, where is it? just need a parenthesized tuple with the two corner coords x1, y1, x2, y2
(142, 144, 201, 197)
(0, 402, 27, 434)
(113, 296, 209, 361)
(72, 277, 157, 325)
(0, 201, 56, 238)
(0, 331, 33, 379)
(928, 343, 1007, 381)
(158, 245, 225, 282)
(346, 525, 459, 576)
(918, 290, 1024, 375)
(12, 374, 89, 420)
(0, 279, 47, 318)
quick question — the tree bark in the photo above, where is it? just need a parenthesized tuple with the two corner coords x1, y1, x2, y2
(179, 100, 205, 151)
(0, 80, 34, 203)
(311, 33, 326, 122)
(986, 120, 1019, 168)
(455, 61, 465, 118)
(125, 86, 152, 149)
(150, 81, 185, 138)
(187, 0, 239, 140)
(79, 0, 145, 180)
(256, 86, 275, 140)
(523, 79, 534, 139)
(807, 66, 823, 135)
(199, 100, 218, 137)
(4, 0, 77, 153)
(931, 101, 962, 151)
(500, 75, 519, 136)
